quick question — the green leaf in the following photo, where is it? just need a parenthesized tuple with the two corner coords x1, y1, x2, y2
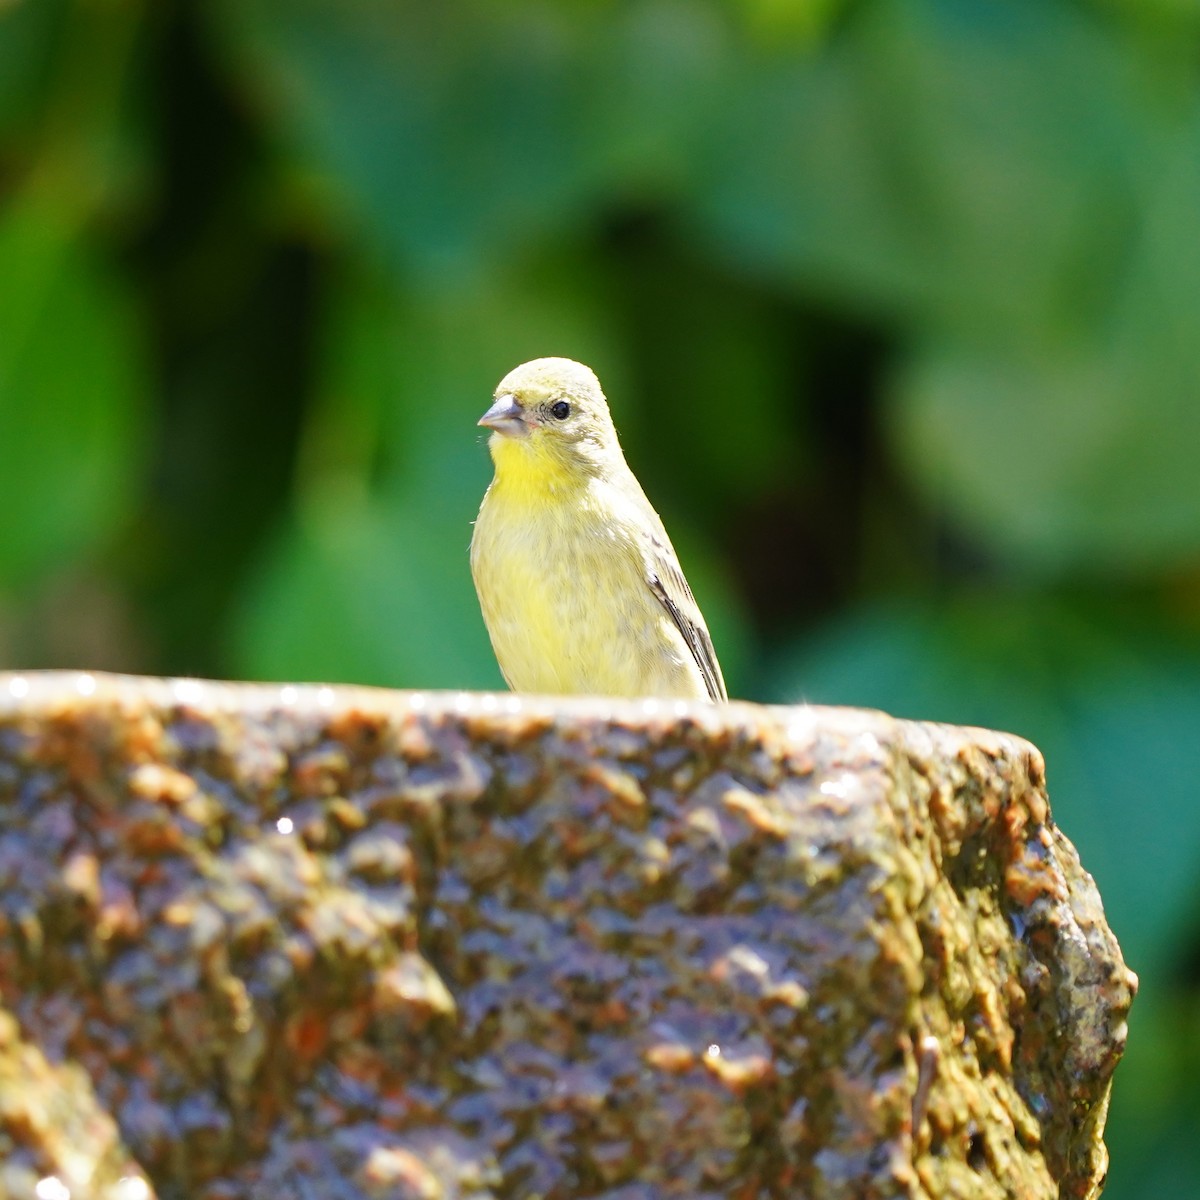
(0, 197, 144, 589)
(206, 0, 743, 283)
(888, 328, 1200, 572)
(691, 0, 1200, 573)
(232, 485, 502, 689)
(888, 100, 1200, 573)
(0, 0, 68, 138)
(208, 0, 595, 284)
(694, 0, 1136, 340)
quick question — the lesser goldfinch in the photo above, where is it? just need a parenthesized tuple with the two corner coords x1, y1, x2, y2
(470, 357, 726, 701)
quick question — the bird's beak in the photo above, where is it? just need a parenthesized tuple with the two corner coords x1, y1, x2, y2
(478, 393, 528, 438)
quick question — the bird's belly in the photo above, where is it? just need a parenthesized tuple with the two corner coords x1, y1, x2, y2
(473, 510, 696, 697)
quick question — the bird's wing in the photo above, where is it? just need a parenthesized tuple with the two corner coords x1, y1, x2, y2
(642, 527, 728, 702)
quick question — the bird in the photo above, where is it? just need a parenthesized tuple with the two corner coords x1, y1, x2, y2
(470, 357, 726, 701)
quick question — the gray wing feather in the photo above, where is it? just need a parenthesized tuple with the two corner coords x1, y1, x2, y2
(644, 529, 727, 702)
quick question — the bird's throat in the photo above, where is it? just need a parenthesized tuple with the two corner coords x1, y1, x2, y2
(489, 433, 581, 498)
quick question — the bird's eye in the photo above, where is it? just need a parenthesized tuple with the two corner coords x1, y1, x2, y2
(550, 400, 570, 420)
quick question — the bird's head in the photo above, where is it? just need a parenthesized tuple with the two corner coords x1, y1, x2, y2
(479, 357, 621, 481)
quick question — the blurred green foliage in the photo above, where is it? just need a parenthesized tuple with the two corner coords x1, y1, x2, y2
(2, 0, 1198, 1193)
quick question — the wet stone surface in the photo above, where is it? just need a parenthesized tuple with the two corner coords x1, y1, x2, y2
(0, 673, 1135, 1199)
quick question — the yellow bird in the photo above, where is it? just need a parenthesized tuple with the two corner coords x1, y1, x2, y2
(470, 357, 726, 701)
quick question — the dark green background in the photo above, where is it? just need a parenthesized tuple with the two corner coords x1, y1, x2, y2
(1, 0, 1195, 1192)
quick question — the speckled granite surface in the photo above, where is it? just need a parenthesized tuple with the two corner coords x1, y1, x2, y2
(0, 673, 1135, 1199)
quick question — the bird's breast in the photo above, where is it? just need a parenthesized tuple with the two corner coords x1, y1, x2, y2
(471, 481, 695, 697)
